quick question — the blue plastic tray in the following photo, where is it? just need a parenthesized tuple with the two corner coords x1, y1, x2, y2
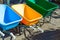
(0, 4, 22, 30)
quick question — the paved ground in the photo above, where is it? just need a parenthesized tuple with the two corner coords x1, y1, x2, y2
(0, 9, 60, 40)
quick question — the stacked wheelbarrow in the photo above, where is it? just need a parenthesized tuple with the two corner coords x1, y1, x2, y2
(0, 4, 22, 40)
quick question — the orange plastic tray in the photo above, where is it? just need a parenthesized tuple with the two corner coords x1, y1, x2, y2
(11, 4, 42, 26)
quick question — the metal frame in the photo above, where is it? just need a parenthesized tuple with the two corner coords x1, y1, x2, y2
(18, 23, 44, 40)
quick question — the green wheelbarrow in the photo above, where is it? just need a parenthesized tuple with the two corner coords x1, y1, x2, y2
(25, 0, 59, 25)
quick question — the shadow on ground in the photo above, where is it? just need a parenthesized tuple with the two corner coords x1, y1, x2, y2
(30, 29, 60, 40)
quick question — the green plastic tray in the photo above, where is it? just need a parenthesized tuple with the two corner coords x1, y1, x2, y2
(25, 0, 59, 17)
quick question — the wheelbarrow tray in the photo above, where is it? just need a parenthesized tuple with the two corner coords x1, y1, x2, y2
(25, 0, 59, 17)
(0, 4, 22, 30)
(11, 4, 42, 26)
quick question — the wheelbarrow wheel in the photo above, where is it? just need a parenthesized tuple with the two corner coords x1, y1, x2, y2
(44, 15, 52, 23)
(26, 28, 33, 36)
(10, 36, 12, 40)
(1, 36, 4, 40)
(24, 29, 30, 40)
(18, 25, 27, 35)
(36, 18, 45, 27)
(23, 28, 33, 40)
(37, 15, 52, 27)
(18, 26, 22, 35)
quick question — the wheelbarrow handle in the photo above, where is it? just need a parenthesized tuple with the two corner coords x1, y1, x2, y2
(0, 31, 5, 37)
(10, 32, 16, 40)
(30, 26, 36, 30)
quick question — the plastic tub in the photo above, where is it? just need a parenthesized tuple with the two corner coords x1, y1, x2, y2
(0, 4, 22, 30)
(25, 0, 59, 17)
(11, 4, 42, 26)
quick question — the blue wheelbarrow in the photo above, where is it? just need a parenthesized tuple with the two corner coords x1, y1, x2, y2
(0, 4, 22, 40)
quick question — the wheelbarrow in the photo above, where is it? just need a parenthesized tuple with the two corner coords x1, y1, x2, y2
(11, 4, 44, 39)
(25, 0, 59, 24)
(47, 0, 60, 3)
(46, 0, 60, 16)
(47, 0, 60, 7)
(3, 0, 25, 6)
(0, 4, 22, 40)
(0, 0, 3, 3)
(3, 0, 10, 5)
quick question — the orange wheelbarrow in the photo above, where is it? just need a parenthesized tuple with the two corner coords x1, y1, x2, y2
(11, 4, 44, 39)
